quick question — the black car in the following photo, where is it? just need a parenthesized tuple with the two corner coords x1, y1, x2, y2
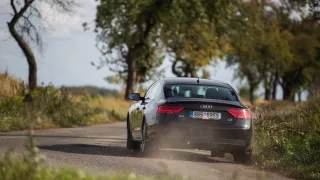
(127, 77, 253, 164)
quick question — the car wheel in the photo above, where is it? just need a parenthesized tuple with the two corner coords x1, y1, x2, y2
(140, 122, 147, 152)
(233, 150, 252, 165)
(140, 121, 157, 155)
(126, 119, 140, 151)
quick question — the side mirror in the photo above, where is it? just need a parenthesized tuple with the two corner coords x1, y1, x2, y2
(128, 93, 143, 101)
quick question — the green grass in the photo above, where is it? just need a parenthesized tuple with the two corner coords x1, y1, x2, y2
(0, 72, 131, 132)
(253, 96, 320, 180)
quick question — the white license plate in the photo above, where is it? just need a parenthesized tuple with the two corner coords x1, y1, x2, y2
(190, 111, 221, 120)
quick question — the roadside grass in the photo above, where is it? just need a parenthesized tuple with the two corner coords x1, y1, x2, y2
(253, 96, 320, 180)
(0, 72, 131, 132)
(0, 154, 183, 180)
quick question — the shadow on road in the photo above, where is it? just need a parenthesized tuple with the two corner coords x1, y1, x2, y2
(0, 134, 125, 140)
(38, 144, 233, 164)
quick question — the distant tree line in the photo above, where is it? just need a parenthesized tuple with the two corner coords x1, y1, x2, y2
(61, 86, 119, 97)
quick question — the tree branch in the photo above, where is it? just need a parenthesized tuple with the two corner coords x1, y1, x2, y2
(9, 0, 35, 26)
(10, 0, 18, 15)
(21, 15, 42, 46)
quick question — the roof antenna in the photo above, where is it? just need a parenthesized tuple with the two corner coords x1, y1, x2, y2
(197, 77, 200, 83)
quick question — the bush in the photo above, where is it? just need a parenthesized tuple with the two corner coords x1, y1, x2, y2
(0, 73, 131, 132)
(253, 96, 320, 179)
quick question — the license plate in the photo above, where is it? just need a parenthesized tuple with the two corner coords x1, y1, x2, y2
(190, 111, 221, 120)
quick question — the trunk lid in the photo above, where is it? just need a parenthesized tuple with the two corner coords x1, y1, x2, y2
(164, 97, 244, 125)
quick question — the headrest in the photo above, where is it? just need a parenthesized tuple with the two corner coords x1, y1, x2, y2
(205, 88, 219, 99)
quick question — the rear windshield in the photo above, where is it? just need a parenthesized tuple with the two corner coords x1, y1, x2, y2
(164, 84, 238, 101)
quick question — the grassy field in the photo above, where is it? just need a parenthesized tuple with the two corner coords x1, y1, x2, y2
(0, 72, 131, 132)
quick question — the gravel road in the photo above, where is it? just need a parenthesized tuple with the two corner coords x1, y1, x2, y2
(0, 122, 291, 180)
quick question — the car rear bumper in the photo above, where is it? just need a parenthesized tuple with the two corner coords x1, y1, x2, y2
(148, 120, 252, 152)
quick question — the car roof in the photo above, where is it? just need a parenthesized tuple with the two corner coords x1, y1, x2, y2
(161, 77, 231, 88)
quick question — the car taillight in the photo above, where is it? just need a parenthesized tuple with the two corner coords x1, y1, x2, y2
(157, 105, 184, 114)
(227, 109, 252, 119)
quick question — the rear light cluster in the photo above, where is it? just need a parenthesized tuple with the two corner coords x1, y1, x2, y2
(157, 105, 184, 114)
(156, 106, 251, 119)
(227, 109, 252, 119)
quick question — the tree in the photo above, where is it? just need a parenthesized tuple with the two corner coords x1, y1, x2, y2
(94, 0, 176, 99)
(164, 0, 234, 78)
(93, 0, 230, 99)
(257, 7, 292, 101)
(225, 1, 267, 102)
(7, 0, 76, 93)
(289, 0, 320, 20)
(279, 17, 320, 100)
(165, 23, 221, 77)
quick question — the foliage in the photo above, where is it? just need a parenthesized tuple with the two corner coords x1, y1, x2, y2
(225, 0, 320, 101)
(166, 22, 221, 77)
(92, 0, 238, 97)
(0, 73, 130, 132)
(253, 96, 320, 179)
(277, 4, 320, 100)
(164, 0, 234, 78)
(237, 86, 259, 102)
(92, 0, 170, 98)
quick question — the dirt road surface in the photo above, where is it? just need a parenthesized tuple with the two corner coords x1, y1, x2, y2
(0, 122, 291, 180)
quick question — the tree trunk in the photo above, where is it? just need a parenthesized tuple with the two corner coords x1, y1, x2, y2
(7, 22, 37, 92)
(264, 74, 272, 101)
(249, 84, 255, 103)
(125, 54, 137, 99)
(272, 72, 279, 100)
(190, 69, 197, 78)
(297, 91, 302, 102)
(264, 86, 271, 101)
(282, 85, 294, 101)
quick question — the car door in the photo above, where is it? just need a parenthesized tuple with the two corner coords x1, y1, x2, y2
(131, 82, 157, 139)
(141, 81, 162, 126)
(134, 81, 163, 140)
(128, 103, 139, 134)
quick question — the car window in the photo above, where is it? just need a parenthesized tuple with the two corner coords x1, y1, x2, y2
(164, 84, 238, 101)
(151, 81, 161, 99)
(144, 83, 155, 100)
(144, 81, 159, 100)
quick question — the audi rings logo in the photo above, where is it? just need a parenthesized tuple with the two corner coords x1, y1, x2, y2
(200, 104, 213, 109)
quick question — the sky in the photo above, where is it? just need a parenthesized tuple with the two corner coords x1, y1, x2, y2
(0, 0, 287, 99)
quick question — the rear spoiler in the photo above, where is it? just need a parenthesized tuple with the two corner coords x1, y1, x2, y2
(166, 97, 244, 108)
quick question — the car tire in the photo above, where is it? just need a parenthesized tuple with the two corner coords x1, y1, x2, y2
(126, 119, 140, 151)
(233, 151, 252, 165)
(140, 121, 157, 156)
